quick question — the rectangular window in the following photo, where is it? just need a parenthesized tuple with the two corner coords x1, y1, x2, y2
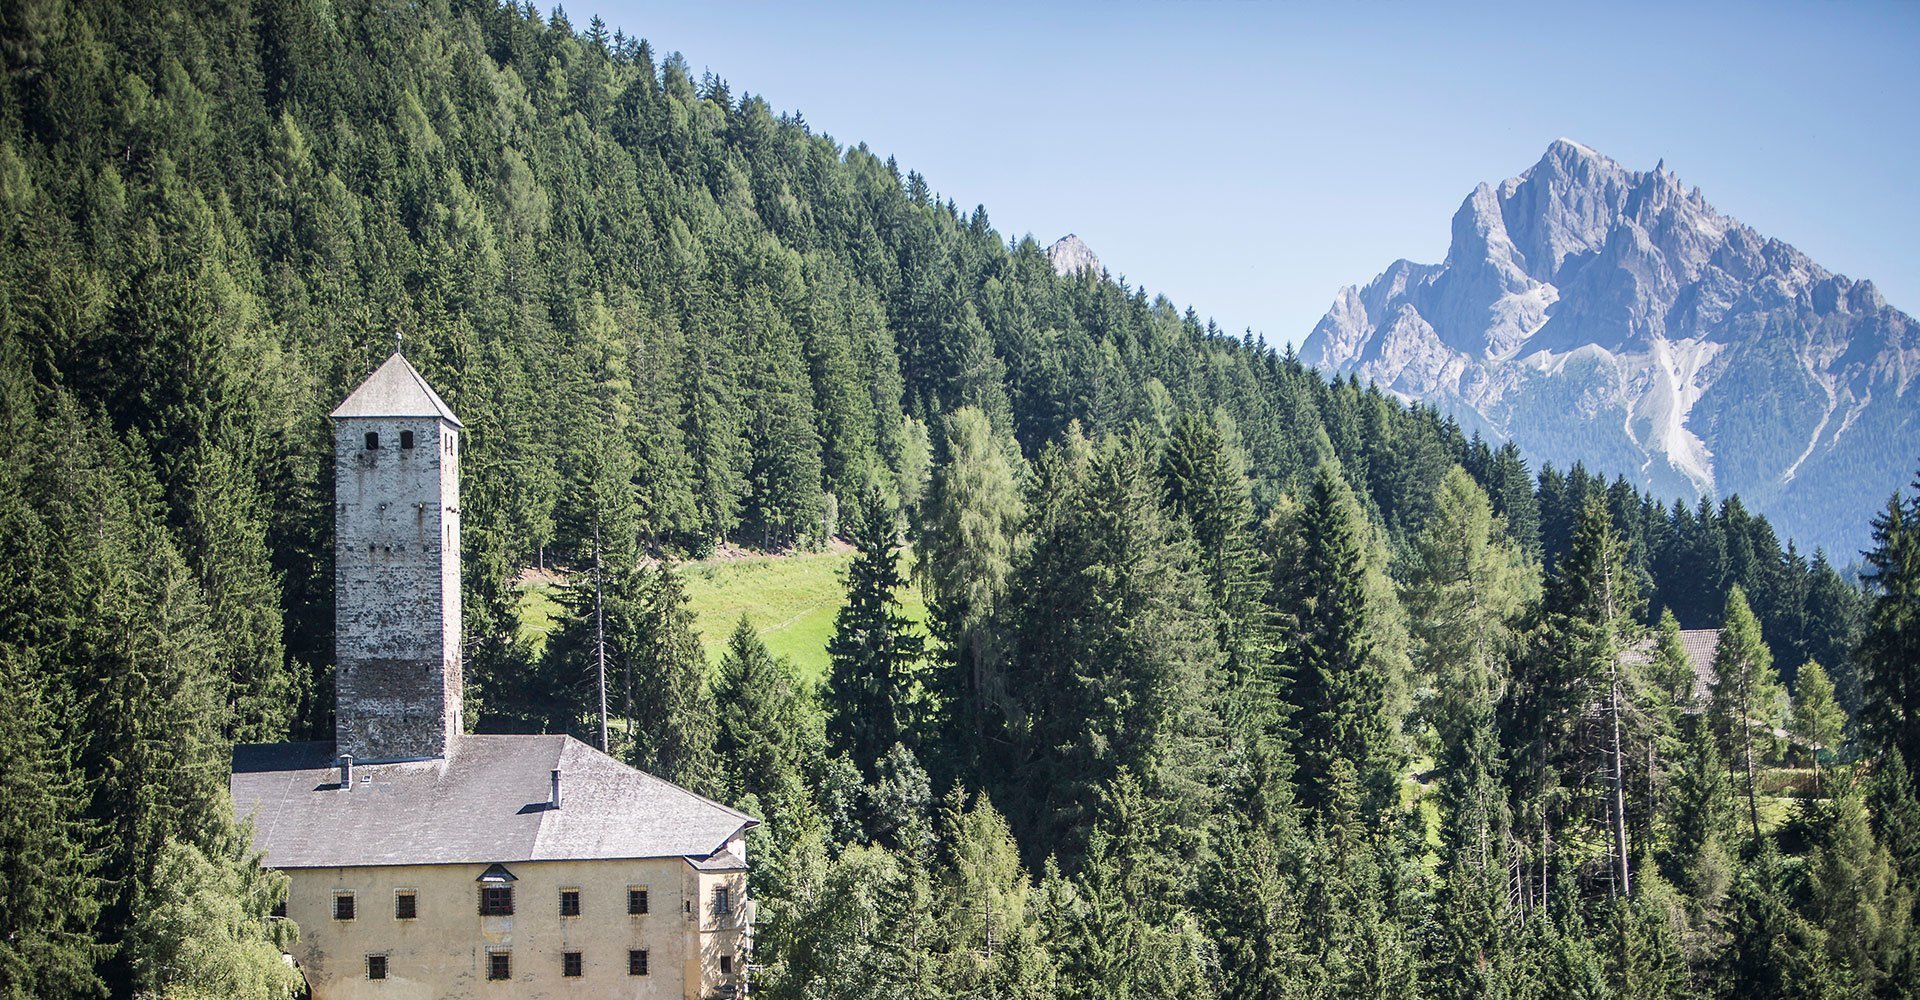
(628, 950, 649, 976)
(270, 898, 287, 919)
(562, 952, 583, 978)
(714, 885, 732, 916)
(395, 891, 417, 920)
(627, 887, 649, 915)
(400, 429, 415, 449)
(559, 888, 580, 917)
(367, 955, 388, 981)
(487, 952, 511, 981)
(333, 893, 355, 921)
(479, 886, 513, 916)
(364, 431, 380, 450)
(720, 954, 734, 976)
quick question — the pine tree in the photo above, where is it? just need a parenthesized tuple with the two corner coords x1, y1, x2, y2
(1860, 489, 1920, 787)
(917, 407, 1023, 752)
(1806, 792, 1914, 992)
(1403, 466, 1538, 873)
(826, 488, 924, 778)
(932, 792, 1054, 998)
(622, 565, 719, 793)
(1791, 660, 1847, 796)
(1710, 585, 1786, 841)
(1285, 462, 1401, 818)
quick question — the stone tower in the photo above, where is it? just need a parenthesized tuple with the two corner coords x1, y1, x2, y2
(330, 353, 463, 761)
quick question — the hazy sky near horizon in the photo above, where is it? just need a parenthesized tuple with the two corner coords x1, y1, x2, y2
(576, 0, 1919, 348)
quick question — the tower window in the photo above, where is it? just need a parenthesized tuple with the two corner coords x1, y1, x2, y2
(364, 431, 380, 450)
(333, 893, 355, 920)
(367, 955, 388, 980)
(559, 888, 580, 916)
(487, 951, 511, 981)
(714, 885, 732, 916)
(627, 887, 649, 915)
(562, 952, 583, 978)
(720, 954, 734, 975)
(628, 950, 649, 976)
(395, 891, 417, 920)
(400, 430, 415, 449)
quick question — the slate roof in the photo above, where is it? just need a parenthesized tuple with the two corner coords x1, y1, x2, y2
(1621, 628, 1721, 706)
(230, 734, 755, 869)
(1678, 629, 1721, 700)
(329, 352, 463, 426)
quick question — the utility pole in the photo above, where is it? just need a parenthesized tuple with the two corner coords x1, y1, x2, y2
(595, 518, 609, 753)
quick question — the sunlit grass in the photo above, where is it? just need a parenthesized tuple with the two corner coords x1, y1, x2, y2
(512, 547, 927, 688)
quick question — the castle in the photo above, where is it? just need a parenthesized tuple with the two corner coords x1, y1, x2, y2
(231, 354, 755, 999)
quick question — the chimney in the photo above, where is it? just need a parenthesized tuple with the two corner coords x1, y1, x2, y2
(550, 768, 563, 810)
(339, 754, 354, 790)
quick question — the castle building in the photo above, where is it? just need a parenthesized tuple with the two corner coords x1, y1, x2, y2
(231, 354, 755, 999)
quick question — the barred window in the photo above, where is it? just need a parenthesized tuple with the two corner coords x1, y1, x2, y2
(333, 893, 355, 921)
(395, 891, 417, 920)
(479, 886, 513, 916)
(627, 950, 649, 976)
(487, 952, 511, 981)
(562, 952, 583, 978)
(367, 955, 387, 981)
(559, 888, 580, 917)
(627, 887, 649, 915)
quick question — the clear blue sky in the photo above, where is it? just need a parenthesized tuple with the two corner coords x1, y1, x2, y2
(573, 0, 1920, 348)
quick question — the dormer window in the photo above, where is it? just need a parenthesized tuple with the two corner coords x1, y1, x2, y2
(364, 431, 379, 450)
(400, 430, 415, 449)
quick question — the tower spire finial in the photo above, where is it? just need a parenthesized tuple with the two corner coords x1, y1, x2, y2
(395, 328, 404, 356)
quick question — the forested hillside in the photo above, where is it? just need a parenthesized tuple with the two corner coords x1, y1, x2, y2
(2, 1, 1918, 997)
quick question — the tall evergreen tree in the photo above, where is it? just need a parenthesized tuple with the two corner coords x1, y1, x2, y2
(1710, 585, 1786, 841)
(827, 488, 925, 777)
(1860, 488, 1920, 787)
(1283, 462, 1403, 819)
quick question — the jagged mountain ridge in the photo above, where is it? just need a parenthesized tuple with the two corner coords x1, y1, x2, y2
(1300, 139, 1919, 558)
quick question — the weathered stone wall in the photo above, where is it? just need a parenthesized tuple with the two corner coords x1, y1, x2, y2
(333, 416, 462, 761)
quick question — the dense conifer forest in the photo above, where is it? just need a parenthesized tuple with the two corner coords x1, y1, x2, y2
(2, 0, 1918, 996)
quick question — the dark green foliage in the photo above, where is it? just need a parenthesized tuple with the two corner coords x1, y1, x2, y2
(1284, 462, 1401, 818)
(826, 488, 924, 777)
(1861, 487, 1920, 785)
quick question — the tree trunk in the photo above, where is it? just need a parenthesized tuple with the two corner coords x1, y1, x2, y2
(1743, 720, 1761, 841)
(1608, 661, 1631, 896)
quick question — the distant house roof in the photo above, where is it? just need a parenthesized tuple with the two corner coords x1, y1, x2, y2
(1622, 628, 1722, 706)
(230, 735, 755, 869)
(329, 352, 463, 426)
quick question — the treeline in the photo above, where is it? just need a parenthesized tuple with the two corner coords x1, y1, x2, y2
(0, 0, 1914, 996)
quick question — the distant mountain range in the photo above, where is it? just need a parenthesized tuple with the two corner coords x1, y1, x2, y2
(1299, 139, 1919, 559)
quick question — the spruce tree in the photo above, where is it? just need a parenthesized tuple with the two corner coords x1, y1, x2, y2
(826, 488, 924, 778)
(1860, 488, 1920, 788)
(1286, 462, 1400, 818)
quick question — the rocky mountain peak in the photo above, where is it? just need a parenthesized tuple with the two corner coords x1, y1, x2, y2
(1047, 234, 1103, 277)
(1300, 141, 1918, 557)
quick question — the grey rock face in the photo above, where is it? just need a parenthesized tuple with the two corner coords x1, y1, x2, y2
(1301, 139, 1919, 557)
(1048, 233, 1104, 277)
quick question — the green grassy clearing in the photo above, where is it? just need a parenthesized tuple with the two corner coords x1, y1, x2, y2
(512, 547, 926, 688)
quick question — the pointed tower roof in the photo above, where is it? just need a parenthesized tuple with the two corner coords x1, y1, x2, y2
(329, 353, 462, 426)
